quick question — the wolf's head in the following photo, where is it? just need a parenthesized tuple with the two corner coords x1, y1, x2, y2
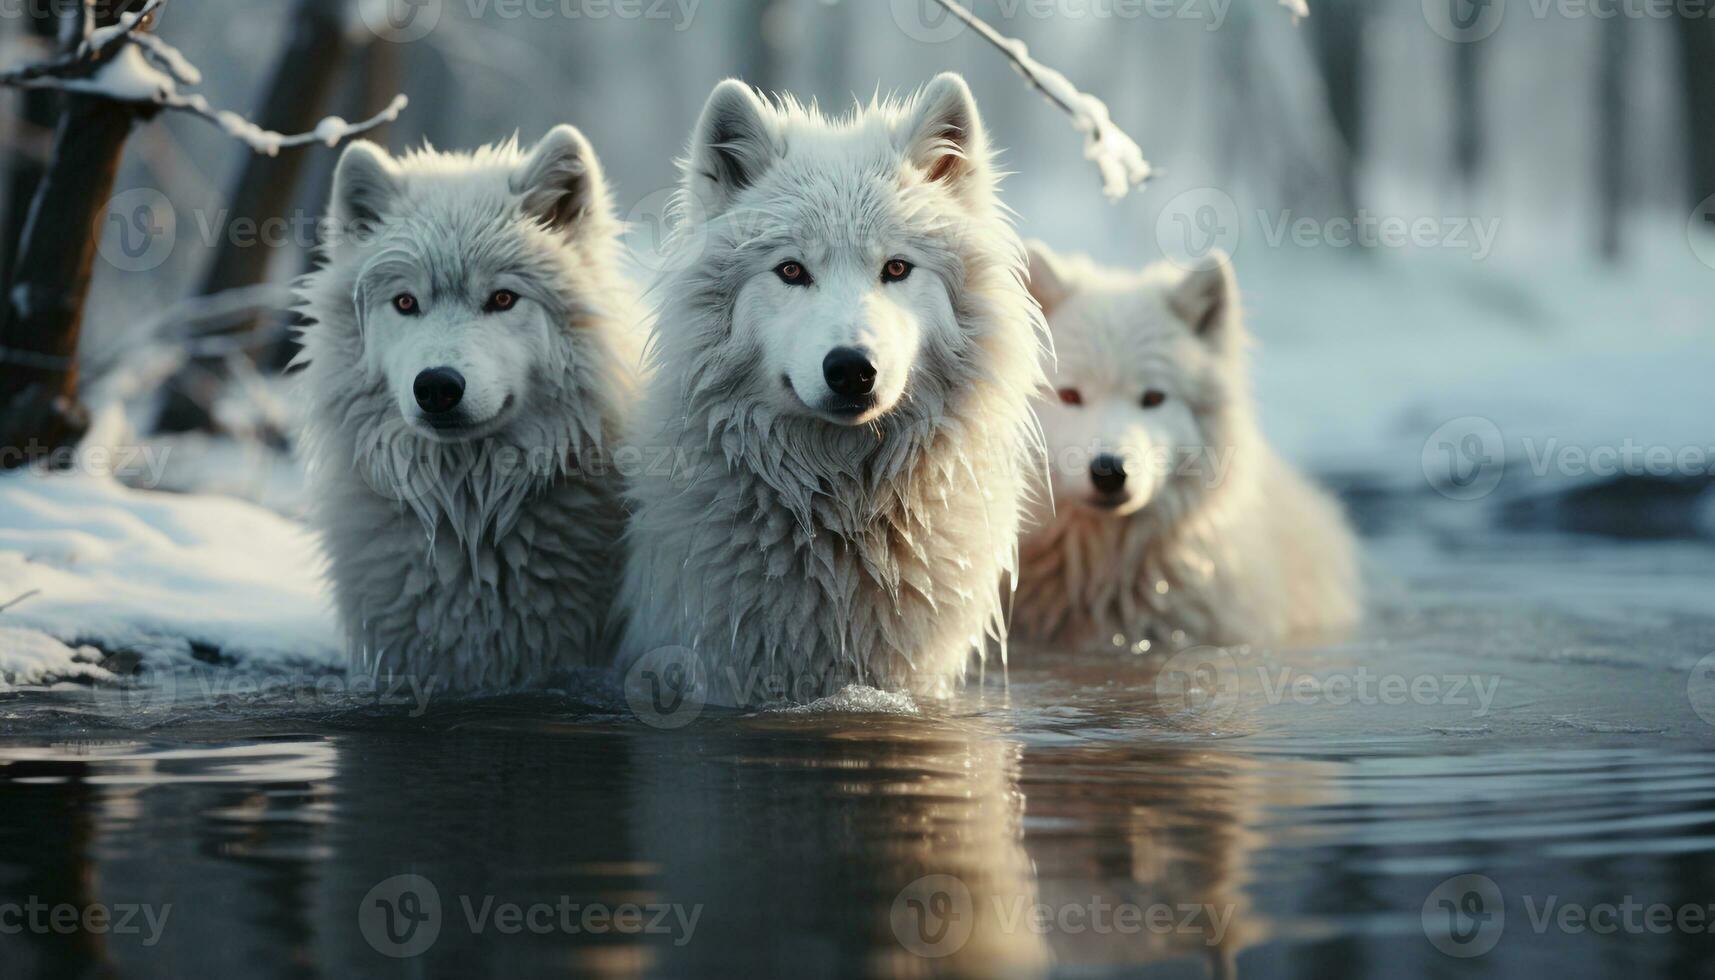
(656, 73, 1024, 433)
(314, 126, 625, 448)
(1027, 245, 1252, 521)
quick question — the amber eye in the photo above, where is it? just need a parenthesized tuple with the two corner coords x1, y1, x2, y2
(882, 259, 913, 283)
(486, 289, 518, 313)
(1057, 388, 1083, 406)
(1141, 390, 1168, 409)
(775, 261, 811, 286)
(393, 294, 418, 315)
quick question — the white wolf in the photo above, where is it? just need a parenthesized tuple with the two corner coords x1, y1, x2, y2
(614, 74, 1047, 706)
(295, 127, 640, 690)
(1014, 244, 1359, 651)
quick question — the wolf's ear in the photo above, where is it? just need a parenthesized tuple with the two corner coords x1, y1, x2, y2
(1168, 252, 1240, 352)
(1025, 240, 1071, 316)
(687, 79, 779, 217)
(332, 141, 400, 235)
(898, 72, 988, 194)
(514, 124, 610, 234)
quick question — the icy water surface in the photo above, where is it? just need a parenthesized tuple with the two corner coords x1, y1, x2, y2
(3, 520, 1714, 978)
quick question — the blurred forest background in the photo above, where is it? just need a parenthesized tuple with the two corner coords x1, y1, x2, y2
(1, 0, 1711, 508)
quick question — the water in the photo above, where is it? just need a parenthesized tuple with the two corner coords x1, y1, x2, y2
(3, 516, 1714, 978)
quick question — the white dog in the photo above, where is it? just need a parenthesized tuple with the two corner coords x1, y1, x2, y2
(614, 74, 1047, 706)
(295, 127, 640, 690)
(1014, 244, 1359, 651)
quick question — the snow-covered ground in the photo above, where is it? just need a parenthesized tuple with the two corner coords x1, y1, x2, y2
(0, 468, 339, 691)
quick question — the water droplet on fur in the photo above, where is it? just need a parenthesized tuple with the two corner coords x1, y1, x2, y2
(1111, 634, 1126, 648)
(1132, 640, 1152, 654)
(1171, 630, 1187, 645)
(1155, 580, 1170, 595)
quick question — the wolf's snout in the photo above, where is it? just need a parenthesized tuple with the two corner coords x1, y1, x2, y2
(822, 347, 877, 398)
(413, 367, 466, 415)
(1090, 454, 1127, 495)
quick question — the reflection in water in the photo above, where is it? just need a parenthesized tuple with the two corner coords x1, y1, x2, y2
(2, 653, 1714, 979)
(0, 711, 1313, 978)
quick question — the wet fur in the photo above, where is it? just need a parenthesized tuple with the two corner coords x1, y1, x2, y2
(1015, 246, 1360, 650)
(615, 76, 1048, 705)
(295, 130, 640, 689)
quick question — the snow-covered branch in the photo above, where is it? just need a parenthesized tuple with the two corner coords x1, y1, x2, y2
(0, 0, 408, 157)
(919, 0, 1309, 201)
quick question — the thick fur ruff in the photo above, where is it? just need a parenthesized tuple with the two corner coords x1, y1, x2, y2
(295, 132, 640, 690)
(1014, 247, 1360, 650)
(615, 76, 1048, 705)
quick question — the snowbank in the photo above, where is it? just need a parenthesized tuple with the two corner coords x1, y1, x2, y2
(0, 470, 340, 685)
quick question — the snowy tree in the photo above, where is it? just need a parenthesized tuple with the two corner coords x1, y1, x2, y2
(0, 0, 406, 467)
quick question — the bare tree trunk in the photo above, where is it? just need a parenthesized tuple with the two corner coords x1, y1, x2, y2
(1675, 9, 1715, 208)
(1596, 18, 1627, 262)
(732, 0, 784, 92)
(0, 0, 155, 468)
(155, 0, 353, 434)
(0, 7, 62, 295)
(1452, 40, 1483, 193)
(1308, 0, 1368, 221)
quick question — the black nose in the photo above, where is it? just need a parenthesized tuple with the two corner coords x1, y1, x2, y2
(1090, 454, 1127, 495)
(413, 367, 465, 415)
(822, 347, 877, 398)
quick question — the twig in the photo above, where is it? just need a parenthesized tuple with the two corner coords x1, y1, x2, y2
(0, 590, 42, 615)
(925, 0, 1150, 200)
(917, 0, 1308, 200)
(0, 0, 407, 158)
